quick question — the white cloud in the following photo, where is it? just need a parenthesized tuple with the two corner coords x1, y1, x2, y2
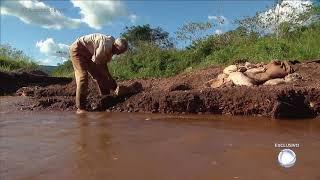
(36, 38, 69, 64)
(259, 0, 313, 31)
(0, 0, 81, 29)
(70, 0, 126, 30)
(129, 14, 138, 24)
(214, 29, 223, 35)
(1, 0, 131, 30)
(208, 15, 228, 25)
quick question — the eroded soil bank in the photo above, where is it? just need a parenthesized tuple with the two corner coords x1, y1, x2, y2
(2, 61, 320, 118)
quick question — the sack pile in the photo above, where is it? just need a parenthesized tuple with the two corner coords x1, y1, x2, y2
(205, 61, 302, 88)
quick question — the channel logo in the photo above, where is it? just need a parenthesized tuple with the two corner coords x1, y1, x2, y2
(277, 149, 297, 168)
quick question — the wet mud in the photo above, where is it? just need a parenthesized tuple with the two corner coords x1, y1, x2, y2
(2, 61, 320, 118)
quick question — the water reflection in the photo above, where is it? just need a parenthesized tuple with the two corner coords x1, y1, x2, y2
(74, 113, 114, 178)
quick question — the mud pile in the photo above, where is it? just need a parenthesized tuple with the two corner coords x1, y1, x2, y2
(0, 70, 72, 95)
(12, 61, 320, 118)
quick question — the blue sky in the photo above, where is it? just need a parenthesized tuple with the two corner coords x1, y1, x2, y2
(0, 0, 291, 65)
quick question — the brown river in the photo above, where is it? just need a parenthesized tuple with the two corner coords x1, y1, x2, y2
(1, 99, 320, 180)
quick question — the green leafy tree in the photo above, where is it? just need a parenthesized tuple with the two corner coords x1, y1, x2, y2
(121, 24, 174, 49)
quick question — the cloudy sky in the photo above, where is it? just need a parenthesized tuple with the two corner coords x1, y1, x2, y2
(0, 0, 314, 65)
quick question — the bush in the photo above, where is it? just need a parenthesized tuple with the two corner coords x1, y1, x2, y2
(109, 42, 189, 79)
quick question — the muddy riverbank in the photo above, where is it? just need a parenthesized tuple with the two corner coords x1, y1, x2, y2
(1, 61, 320, 118)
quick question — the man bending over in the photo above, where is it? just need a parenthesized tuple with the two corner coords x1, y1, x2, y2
(69, 33, 128, 114)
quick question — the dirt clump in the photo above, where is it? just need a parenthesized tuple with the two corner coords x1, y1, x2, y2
(11, 61, 320, 119)
(169, 83, 192, 91)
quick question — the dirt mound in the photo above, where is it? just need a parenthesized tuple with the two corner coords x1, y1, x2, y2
(0, 71, 72, 95)
(14, 69, 49, 76)
(14, 62, 320, 118)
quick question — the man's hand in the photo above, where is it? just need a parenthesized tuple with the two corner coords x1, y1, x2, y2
(105, 65, 117, 90)
(109, 77, 117, 91)
(114, 82, 143, 97)
(114, 85, 128, 97)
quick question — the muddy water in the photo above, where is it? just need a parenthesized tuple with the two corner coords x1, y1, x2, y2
(1, 110, 320, 180)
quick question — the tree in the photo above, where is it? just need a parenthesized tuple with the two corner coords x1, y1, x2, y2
(175, 21, 214, 45)
(236, 1, 316, 36)
(121, 24, 174, 49)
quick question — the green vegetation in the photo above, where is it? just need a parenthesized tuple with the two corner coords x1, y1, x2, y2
(53, 18, 320, 79)
(109, 22, 320, 80)
(194, 22, 320, 68)
(0, 44, 38, 72)
(121, 24, 174, 49)
(38, 65, 58, 74)
(109, 43, 196, 79)
(51, 60, 74, 77)
(107, 4, 320, 80)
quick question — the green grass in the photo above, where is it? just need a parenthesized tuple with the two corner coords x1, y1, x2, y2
(109, 43, 198, 80)
(0, 45, 38, 72)
(196, 22, 320, 67)
(51, 60, 74, 77)
(0, 57, 38, 72)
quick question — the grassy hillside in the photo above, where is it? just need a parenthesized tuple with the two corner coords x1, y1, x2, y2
(194, 22, 320, 68)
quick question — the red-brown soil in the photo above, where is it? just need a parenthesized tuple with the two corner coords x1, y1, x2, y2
(0, 70, 71, 95)
(3, 61, 320, 119)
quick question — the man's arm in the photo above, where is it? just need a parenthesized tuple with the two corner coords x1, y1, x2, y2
(105, 65, 117, 90)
